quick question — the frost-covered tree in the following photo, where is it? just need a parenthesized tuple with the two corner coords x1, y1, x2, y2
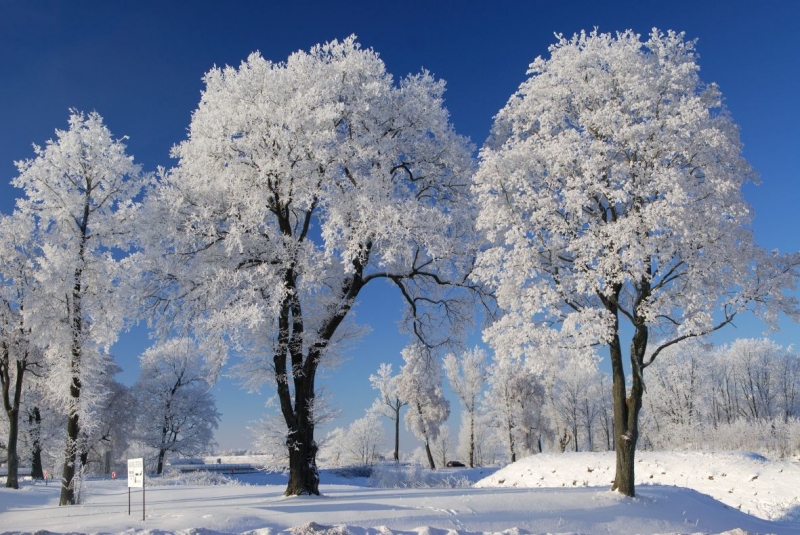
(139, 37, 475, 495)
(549, 355, 604, 452)
(473, 29, 799, 496)
(774, 349, 800, 422)
(638, 338, 800, 455)
(455, 410, 492, 466)
(369, 363, 407, 462)
(17, 377, 61, 481)
(132, 338, 220, 474)
(12, 111, 145, 504)
(0, 212, 42, 488)
(396, 343, 450, 469)
(645, 342, 707, 428)
(317, 427, 347, 468)
(443, 347, 487, 467)
(79, 375, 134, 475)
(343, 413, 386, 466)
(429, 424, 453, 468)
(483, 353, 545, 461)
(725, 338, 782, 421)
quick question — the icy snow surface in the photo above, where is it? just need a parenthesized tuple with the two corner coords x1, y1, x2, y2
(1, 451, 798, 535)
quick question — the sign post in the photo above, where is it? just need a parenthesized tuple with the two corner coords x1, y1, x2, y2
(127, 458, 145, 521)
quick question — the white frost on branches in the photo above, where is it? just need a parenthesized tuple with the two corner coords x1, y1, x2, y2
(12, 110, 146, 503)
(473, 29, 799, 362)
(396, 343, 450, 469)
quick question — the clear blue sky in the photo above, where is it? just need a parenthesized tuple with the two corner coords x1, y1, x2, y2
(2, 1, 799, 452)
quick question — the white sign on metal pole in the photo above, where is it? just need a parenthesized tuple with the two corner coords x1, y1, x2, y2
(127, 458, 145, 521)
(127, 458, 144, 488)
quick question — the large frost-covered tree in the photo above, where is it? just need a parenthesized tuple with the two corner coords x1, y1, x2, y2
(139, 37, 474, 495)
(443, 347, 487, 467)
(132, 338, 219, 474)
(12, 111, 145, 504)
(473, 29, 799, 496)
(396, 343, 450, 469)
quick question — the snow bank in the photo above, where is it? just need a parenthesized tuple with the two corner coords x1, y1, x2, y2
(475, 451, 800, 521)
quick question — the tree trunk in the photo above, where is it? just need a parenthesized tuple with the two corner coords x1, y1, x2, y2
(156, 420, 170, 475)
(424, 439, 436, 469)
(2, 348, 26, 489)
(468, 410, 475, 468)
(59, 409, 80, 505)
(279, 339, 321, 496)
(60, 359, 82, 505)
(609, 306, 646, 497)
(285, 415, 319, 495)
(273, 235, 365, 496)
(506, 414, 516, 462)
(393, 406, 400, 462)
(4, 407, 19, 489)
(29, 407, 44, 480)
(156, 448, 167, 475)
(59, 173, 90, 506)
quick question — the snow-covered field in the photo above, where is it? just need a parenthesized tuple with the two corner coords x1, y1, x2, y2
(1, 451, 799, 535)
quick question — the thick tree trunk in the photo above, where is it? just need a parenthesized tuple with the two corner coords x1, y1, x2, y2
(274, 235, 366, 496)
(59, 174, 90, 507)
(285, 413, 319, 495)
(608, 302, 647, 497)
(156, 448, 166, 475)
(29, 407, 44, 480)
(60, 358, 82, 505)
(3, 349, 26, 489)
(59, 409, 80, 505)
(4, 408, 19, 489)
(609, 318, 636, 495)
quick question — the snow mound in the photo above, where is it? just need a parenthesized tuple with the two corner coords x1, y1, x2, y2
(474, 451, 800, 521)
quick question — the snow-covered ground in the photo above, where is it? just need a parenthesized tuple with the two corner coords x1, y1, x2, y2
(1, 451, 798, 535)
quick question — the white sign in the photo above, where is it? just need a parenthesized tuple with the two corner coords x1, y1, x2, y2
(127, 458, 144, 488)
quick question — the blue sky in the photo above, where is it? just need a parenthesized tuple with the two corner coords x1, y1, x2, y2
(2, 1, 799, 452)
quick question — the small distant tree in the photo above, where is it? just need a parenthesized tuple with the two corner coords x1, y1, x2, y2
(456, 411, 492, 466)
(775, 350, 800, 422)
(132, 338, 220, 474)
(396, 343, 450, 469)
(429, 424, 453, 467)
(317, 427, 347, 468)
(369, 363, 407, 462)
(474, 29, 800, 496)
(343, 413, 386, 466)
(548, 355, 603, 452)
(483, 353, 544, 461)
(80, 378, 135, 475)
(727, 338, 782, 421)
(443, 347, 487, 467)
